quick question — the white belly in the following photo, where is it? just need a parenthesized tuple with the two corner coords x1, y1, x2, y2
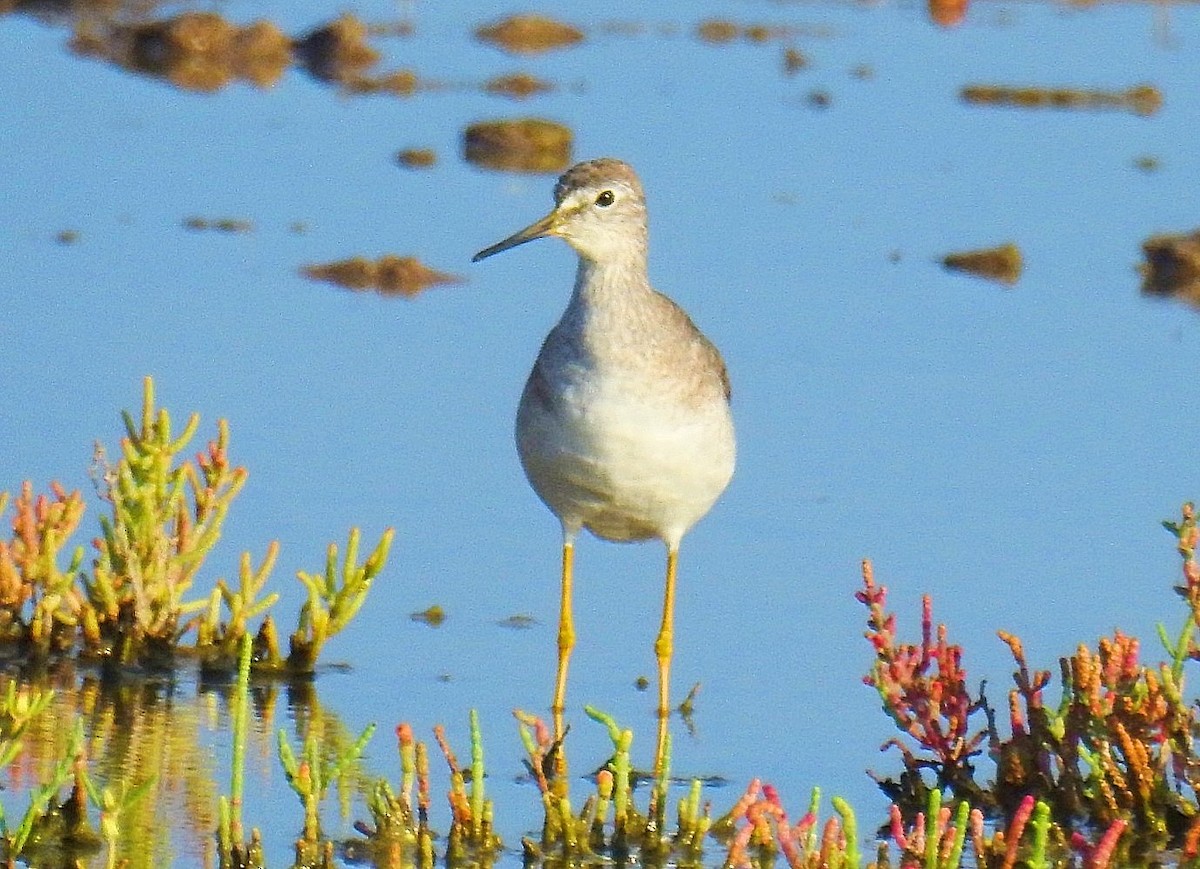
(516, 372, 735, 547)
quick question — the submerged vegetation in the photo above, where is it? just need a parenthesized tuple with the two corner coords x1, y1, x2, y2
(5, 383, 1200, 866)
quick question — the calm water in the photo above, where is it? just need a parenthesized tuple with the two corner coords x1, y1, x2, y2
(4, 0, 1200, 863)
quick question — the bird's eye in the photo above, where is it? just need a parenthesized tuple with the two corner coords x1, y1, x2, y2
(595, 190, 615, 207)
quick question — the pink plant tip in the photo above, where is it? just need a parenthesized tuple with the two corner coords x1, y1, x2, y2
(794, 811, 817, 839)
(1088, 819, 1128, 869)
(889, 804, 907, 849)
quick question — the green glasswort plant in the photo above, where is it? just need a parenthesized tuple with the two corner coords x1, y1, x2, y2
(0, 482, 86, 655)
(86, 376, 246, 668)
(1, 718, 81, 861)
(0, 377, 392, 679)
(356, 723, 435, 869)
(218, 634, 264, 869)
(279, 715, 376, 846)
(287, 527, 395, 675)
(79, 766, 155, 869)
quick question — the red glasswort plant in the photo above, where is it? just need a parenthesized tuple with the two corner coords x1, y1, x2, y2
(858, 560, 989, 810)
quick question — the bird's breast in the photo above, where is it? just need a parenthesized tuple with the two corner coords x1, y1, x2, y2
(515, 361, 735, 545)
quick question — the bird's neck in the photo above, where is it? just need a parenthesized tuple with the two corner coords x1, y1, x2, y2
(556, 256, 658, 361)
(569, 255, 652, 310)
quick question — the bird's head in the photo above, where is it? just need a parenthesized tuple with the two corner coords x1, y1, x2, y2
(473, 158, 648, 265)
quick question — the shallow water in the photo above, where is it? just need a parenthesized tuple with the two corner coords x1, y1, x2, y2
(4, 0, 1200, 864)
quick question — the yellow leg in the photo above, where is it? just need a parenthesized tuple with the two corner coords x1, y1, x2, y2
(552, 539, 575, 748)
(654, 545, 679, 778)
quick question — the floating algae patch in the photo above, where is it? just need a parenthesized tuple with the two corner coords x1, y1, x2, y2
(295, 13, 380, 83)
(366, 20, 415, 38)
(301, 255, 463, 298)
(396, 148, 437, 169)
(475, 14, 583, 55)
(942, 242, 1022, 286)
(806, 89, 832, 109)
(484, 72, 554, 100)
(463, 118, 572, 174)
(961, 83, 1162, 116)
(71, 12, 292, 92)
(410, 604, 446, 627)
(783, 47, 809, 74)
(697, 19, 808, 44)
(744, 24, 787, 42)
(231, 20, 293, 87)
(342, 69, 419, 96)
(183, 216, 254, 233)
(123, 12, 236, 91)
(697, 19, 740, 43)
(1140, 229, 1200, 304)
(496, 613, 538, 630)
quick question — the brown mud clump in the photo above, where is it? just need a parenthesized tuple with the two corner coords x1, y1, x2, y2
(783, 47, 809, 75)
(476, 15, 583, 55)
(698, 19, 798, 44)
(463, 118, 572, 174)
(295, 15, 419, 95)
(485, 72, 554, 100)
(1140, 229, 1200, 304)
(961, 83, 1162, 116)
(231, 21, 292, 87)
(697, 20, 740, 43)
(806, 89, 832, 109)
(296, 14, 379, 83)
(301, 256, 462, 298)
(410, 605, 446, 627)
(942, 243, 1022, 286)
(183, 217, 254, 233)
(131, 12, 236, 91)
(396, 148, 437, 169)
(343, 70, 419, 96)
(72, 13, 292, 92)
(497, 614, 537, 630)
